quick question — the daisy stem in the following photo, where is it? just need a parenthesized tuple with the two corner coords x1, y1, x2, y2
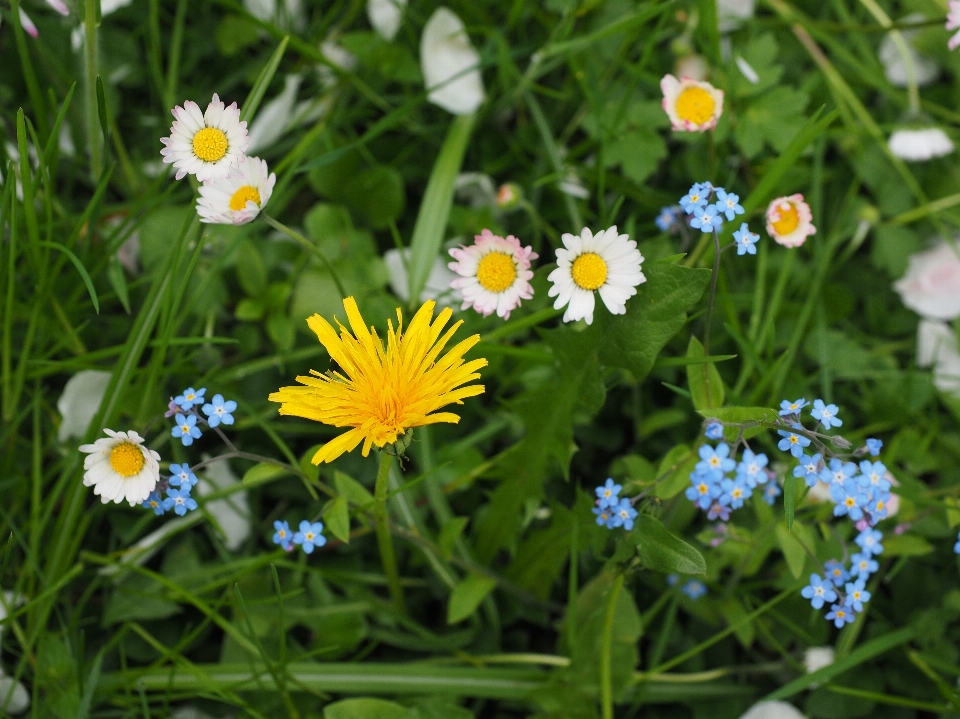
(262, 214, 347, 300)
(375, 451, 407, 615)
(703, 229, 721, 355)
(83, 0, 102, 181)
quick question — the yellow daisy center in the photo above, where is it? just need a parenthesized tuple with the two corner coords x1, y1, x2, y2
(192, 127, 228, 163)
(230, 185, 261, 211)
(476, 252, 517, 293)
(109, 442, 145, 477)
(571, 252, 608, 291)
(771, 203, 800, 236)
(675, 86, 716, 125)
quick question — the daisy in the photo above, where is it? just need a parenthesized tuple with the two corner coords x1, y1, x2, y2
(765, 194, 816, 248)
(448, 229, 538, 320)
(547, 226, 646, 325)
(160, 94, 249, 182)
(196, 155, 276, 225)
(888, 127, 954, 161)
(79, 429, 161, 506)
(947, 1, 960, 51)
(660, 74, 724, 132)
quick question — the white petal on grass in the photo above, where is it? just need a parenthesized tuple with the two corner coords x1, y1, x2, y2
(421, 7, 485, 115)
(384, 248, 459, 306)
(44, 0, 69, 16)
(735, 56, 760, 84)
(0, 676, 30, 715)
(878, 18, 938, 88)
(199, 457, 250, 552)
(243, 0, 306, 32)
(804, 646, 835, 674)
(917, 320, 960, 397)
(57, 369, 111, 442)
(894, 241, 960, 320)
(317, 40, 358, 89)
(739, 701, 807, 719)
(247, 74, 302, 153)
(18, 9, 38, 38)
(368, 0, 407, 41)
(888, 127, 954, 162)
(98, 513, 202, 577)
(717, 0, 754, 32)
(101, 0, 134, 14)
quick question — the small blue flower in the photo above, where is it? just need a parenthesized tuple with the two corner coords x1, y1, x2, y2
(811, 399, 842, 429)
(686, 472, 721, 510)
(954, 531, 960, 554)
(825, 603, 856, 628)
(592, 506, 616, 528)
(707, 502, 731, 521)
(293, 520, 327, 554)
(824, 560, 849, 585)
(857, 460, 890, 492)
(777, 425, 811, 458)
(763, 483, 781, 505)
(168, 463, 198, 488)
(844, 579, 871, 612)
(849, 552, 878, 578)
(681, 579, 707, 600)
(595, 478, 622, 509)
(801, 574, 837, 609)
(855, 528, 884, 556)
(172, 413, 202, 446)
(696, 443, 737, 479)
(666, 574, 679, 587)
(611, 498, 638, 531)
(720, 476, 752, 509)
(704, 421, 724, 440)
(656, 206, 680, 232)
(779, 398, 809, 416)
(865, 438, 883, 457)
(733, 223, 759, 255)
(866, 489, 891, 521)
(174, 387, 206, 410)
(820, 458, 857, 486)
(714, 189, 745, 221)
(794, 453, 823, 487)
(202, 393, 238, 428)
(142, 491, 166, 516)
(163, 486, 198, 516)
(273, 520, 293, 550)
(736, 449, 769, 488)
(690, 204, 723, 233)
(680, 183, 710, 213)
(830, 479, 868, 521)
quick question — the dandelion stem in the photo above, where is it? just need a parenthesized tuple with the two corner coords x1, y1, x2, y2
(703, 229, 721, 355)
(600, 572, 624, 719)
(262, 214, 347, 300)
(375, 451, 407, 615)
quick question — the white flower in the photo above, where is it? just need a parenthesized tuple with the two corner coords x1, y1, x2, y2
(421, 7, 485, 115)
(888, 127, 954, 161)
(101, 0, 134, 14)
(806, 480, 833, 504)
(878, 21, 938, 88)
(947, 1, 960, 51)
(735, 56, 760, 84)
(247, 74, 302, 153)
(547, 226, 646, 325)
(196, 155, 275, 225)
(804, 646, 835, 674)
(765, 194, 816, 248)
(318, 39, 358, 89)
(739, 701, 807, 719)
(368, 0, 407, 41)
(384, 248, 459, 306)
(448, 229, 538, 319)
(243, 0, 306, 32)
(44, 0, 69, 16)
(198, 456, 250, 552)
(660, 74, 724, 132)
(676, 55, 709, 82)
(160, 94, 249, 182)
(79, 429, 160, 506)
(57, 369, 111, 442)
(894, 241, 960, 320)
(917, 320, 960, 397)
(718, 0, 754, 32)
(0, 593, 29, 715)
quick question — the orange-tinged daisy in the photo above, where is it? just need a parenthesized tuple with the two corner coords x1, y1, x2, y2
(660, 74, 724, 132)
(765, 194, 816, 248)
(269, 297, 487, 464)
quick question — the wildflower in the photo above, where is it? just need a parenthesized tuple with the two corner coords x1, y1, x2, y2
(825, 604, 856, 628)
(894, 241, 960, 321)
(800, 574, 836, 609)
(174, 387, 206, 411)
(763, 482, 781, 505)
(865, 438, 883, 457)
(202, 394, 238, 428)
(740, 703, 806, 719)
(824, 560, 848, 585)
(245, 74, 303, 154)
(165, 399, 179, 418)
(421, 7, 484, 115)
(733, 223, 759, 256)
(273, 520, 293, 550)
(367, 0, 407, 41)
(844, 579, 871, 612)
(270, 297, 486, 464)
(704, 421, 724, 440)
(804, 646, 835, 674)
(777, 425, 810, 458)
(720, 476, 752, 509)
(595, 478, 622, 509)
(690, 204, 723, 233)
(820, 458, 857, 486)
(448, 230, 538, 320)
(888, 127, 954, 161)
(811, 399, 842, 429)
(878, 29, 938, 88)
(707, 502, 731, 521)
(656, 206, 680, 232)
(142, 491, 166, 516)
(496, 182, 523, 210)
(163, 486, 198, 516)
(736, 449, 769, 488)
(547, 226, 646, 326)
(679, 183, 710, 213)
(854, 528, 883, 556)
(868, 491, 891, 522)
(611, 498, 638, 530)
(830, 480, 868, 521)
(681, 579, 707, 599)
(714, 189, 744, 221)
(168, 463, 198, 488)
(592, 506, 615, 527)
(172, 414, 202, 446)
(765, 194, 815, 248)
(858, 461, 890, 492)
(56, 369, 111, 442)
(850, 552, 878, 578)
(696, 443, 737, 479)
(686, 472, 721, 510)
(954, 531, 960, 553)
(293, 520, 327, 553)
(660, 75, 724, 132)
(794, 453, 823, 487)
(196, 155, 276, 225)
(160, 94, 249, 182)
(779, 398, 808, 416)
(79, 429, 161, 506)
(666, 574, 679, 586)
(948, 1, 960, 50)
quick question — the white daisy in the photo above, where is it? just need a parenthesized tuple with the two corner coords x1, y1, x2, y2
(448, 229, 538, 320)
(196, 155, 276, 225)
(888, 127, 954, 161)
(79, 429, 160, 506)
(547, 226, 646, 325)
(160, 94, 249, 182)
(660, 74, 724, 132)
(765, 194, 816, 248)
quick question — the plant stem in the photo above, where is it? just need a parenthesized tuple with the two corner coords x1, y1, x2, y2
(600, 573, 624, 719)
(262, 214, 347, 300)
(703, 229, 721, 355)
(375, 451, 406, 615)
(84, 0, 102, 181)
(856, 0, 919, 115)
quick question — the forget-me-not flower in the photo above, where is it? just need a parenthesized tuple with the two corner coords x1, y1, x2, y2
(779, 398, 809, 416)
(593, 506, 616, 528)
(707, 502, 731, 521)
(704, 421, 724, 440)
(830, 479, 868, 520)
(611, 498, 638, 530)
(850, 552, 878, 578)
(865, 438, 883, 457)
(682, 579, 707, 600)
(720, 476, 751, 509)
(824, 560, 848, 585)
(794, 453, 823, 487)
(954, 531, 960, 554)
(169, 463, 198, 488)
(202, 393, 237, 428)
(777, 425, 811, 457)
(293, 520, 327, 554)
(174, 387, 206, 410)
(656, 206, 679, 232)
(855, 528, 884, 556)
(714, 189, 744, 221)
(844, 579, 871, 612)
(680, 183, 710, 213)
(163, 486, 198, 516)
(142, 491, 166, 516)
(857, 461, 890, 492)
(821, 458, 857, 486)
(273, 520, 293, 550)
(801, 574, 837, 609)
(733, 223, 759, 255)
(686, 473, 722, 510)
(825, 603, 856, 628)
(172, 414, 202, 446)
(595, 478, 622, 509)
(736, 449, 769, 488)
(763, 483, 781, 505)
(811, 399, 842, 429)
(691, 204, 723, 233)
(696, 443, 736, 479)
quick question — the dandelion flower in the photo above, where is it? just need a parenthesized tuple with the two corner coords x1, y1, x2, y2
(448, 229, 538, 320)
(547, 226, 645, 325)
(269, 297, 487, 464)
(765, 194, 815, 248)
(660, 74, 724, 132)
(888, 127, 954, 161)
(196, 155, 275, 225)
(79, 429, 160, 506)
(160, 93, 249, 182)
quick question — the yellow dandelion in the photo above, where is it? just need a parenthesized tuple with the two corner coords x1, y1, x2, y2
(269, 297, 487, 464)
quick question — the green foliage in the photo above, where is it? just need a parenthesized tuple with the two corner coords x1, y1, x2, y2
(634, 515, 707, 575)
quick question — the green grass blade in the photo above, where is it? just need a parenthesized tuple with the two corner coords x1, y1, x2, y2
(36, 242, 100, 314)
(240, 36, 290, 124)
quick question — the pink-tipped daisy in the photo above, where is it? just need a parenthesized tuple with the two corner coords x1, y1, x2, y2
(660, 74, 724, 132)
(765, 194, 816, 248)
(160, 93, 248, 182)
(448, 229, 538, 320)
(196, 155, 276, 225)
(948, 1, 960, 50)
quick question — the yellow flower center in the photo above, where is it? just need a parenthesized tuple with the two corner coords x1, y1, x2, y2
(836, 610, 846, 619)
(279, 529, 286, 538)
(571, 252, 608, 290)
(771, 203, 800, 236)
(192, 127, 228, 163)
(476, 252, 517, 293)
(109, 442, 145, 477)
(845, 497, 856, 507)
(305, 532, 314, 541)
(675, 86, 716, 125)
(230, 185, 261, 211)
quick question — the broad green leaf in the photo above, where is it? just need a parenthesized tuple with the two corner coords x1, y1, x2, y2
(438, 516, 468, 559)
(447, 573, 497, 624)
(686, 336, 724, 410)
(334, 471, 375, 508)
(343, 166, 405, 229)
(634, 515, 706, 575)
(241, 463, 290, 487)
(324, 496, 351, 543)
(882, 534, 933, 557)
(653, 445, 697, 499)
(775, 522, 806, 579)
(324, 698, 409, 719)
